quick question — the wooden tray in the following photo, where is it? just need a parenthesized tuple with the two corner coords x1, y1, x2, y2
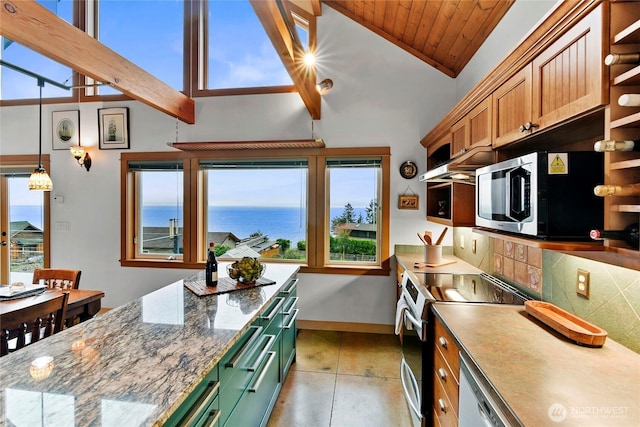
(184, 276, 276, 297)
(525, 301, 607, 347)
(414, 259, 457, 269)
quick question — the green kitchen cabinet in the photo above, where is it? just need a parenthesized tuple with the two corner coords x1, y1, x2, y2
(280, 278, 298, 378)
(163, 367, 220, 427)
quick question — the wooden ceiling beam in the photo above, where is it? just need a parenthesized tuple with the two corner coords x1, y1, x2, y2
(250, 0, 321, 120)
(0, 0, 195, 124)
(289, 0, 322, 16)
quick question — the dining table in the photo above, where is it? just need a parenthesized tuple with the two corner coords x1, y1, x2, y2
(0, 288, 105, 328)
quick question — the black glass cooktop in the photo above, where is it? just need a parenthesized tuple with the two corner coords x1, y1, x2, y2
(412, 272, 531, 305)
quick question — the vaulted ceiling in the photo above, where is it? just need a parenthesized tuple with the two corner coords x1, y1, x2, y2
(323, 0, 515, 78)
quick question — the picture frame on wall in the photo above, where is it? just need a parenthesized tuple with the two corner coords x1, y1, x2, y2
(52, 110, 80, 150)
(398, 194, 419, 210)
(98, 107, 130, 150)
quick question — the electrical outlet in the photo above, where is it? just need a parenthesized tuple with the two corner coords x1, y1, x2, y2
(576, 268, 590, 299)
(459, 235, 465, 249)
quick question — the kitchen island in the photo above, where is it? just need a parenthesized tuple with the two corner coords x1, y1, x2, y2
(0, 263, 299, 426)
(433, 303, 640, 426)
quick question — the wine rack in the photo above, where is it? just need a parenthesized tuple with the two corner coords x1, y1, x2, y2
(606, 0, 640, 260)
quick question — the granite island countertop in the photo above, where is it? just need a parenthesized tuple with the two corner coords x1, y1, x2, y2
(0, 263, 299, 426)
(433, 303, 640, 426)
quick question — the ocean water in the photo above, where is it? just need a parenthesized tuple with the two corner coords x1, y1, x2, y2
(11, 205, 369, 244)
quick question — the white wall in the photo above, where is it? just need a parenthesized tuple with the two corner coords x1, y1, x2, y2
(0, 3, 549, 327)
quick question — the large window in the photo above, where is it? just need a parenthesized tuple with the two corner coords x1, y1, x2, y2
(0, 155, 51, 285)
(121, 148, 390, 274)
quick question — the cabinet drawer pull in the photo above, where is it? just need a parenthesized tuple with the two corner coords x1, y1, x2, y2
(281, 278, 299, 295)
(248, 351, 276, 393)
(182, 380, 220, 426)
(199, 409, 220, 427)
(283, 297, 299, 315)
(225, 326, 263, 368)
(519, 121, 538, 132)
(438, 336, 448, 349)
(246, 334, 276, 372)
(260, 297, 285, 322)
(284, 309, 299, 329)
(438, 368, 447, 381)
(438, 398, 447, 413)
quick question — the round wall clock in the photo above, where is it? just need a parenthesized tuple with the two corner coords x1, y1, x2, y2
(400, 161, 418, 179)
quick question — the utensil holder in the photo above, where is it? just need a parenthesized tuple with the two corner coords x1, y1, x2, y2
(425, 245, 443, 265)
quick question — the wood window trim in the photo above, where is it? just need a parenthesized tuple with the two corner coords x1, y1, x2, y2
(120, 148, 390, 276)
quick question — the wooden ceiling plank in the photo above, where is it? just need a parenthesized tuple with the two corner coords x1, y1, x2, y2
(392, 0, 413, 41)
(452, 0, 514, 73)
(0, 0, 195, 124)
(403, 0, 428, 47)
(250, 0, 321, 119)
(423, 0, 462, 58)
(372, 0, 387, 28)
(382, 0, 400, 35)
(363, 0, 376, 24)
(431, 0, 476, 66)
(412, 0, 443, 54)
(352, 0, 365, 20)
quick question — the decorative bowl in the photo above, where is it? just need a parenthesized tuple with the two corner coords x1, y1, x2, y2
(227, 257, 265, 284)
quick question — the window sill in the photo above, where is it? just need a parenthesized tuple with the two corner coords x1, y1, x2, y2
(120, 259, 390, 276)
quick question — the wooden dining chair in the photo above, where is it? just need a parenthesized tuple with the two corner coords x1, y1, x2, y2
(1, 292, 69, 357)
(32, 269, 81, 290)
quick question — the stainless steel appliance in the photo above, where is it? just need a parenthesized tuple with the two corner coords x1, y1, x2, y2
(475, 151, 604, 239)
(397, 271, 530, 426)
(419, 146, 494, 184)
(459, 354, 520, 427)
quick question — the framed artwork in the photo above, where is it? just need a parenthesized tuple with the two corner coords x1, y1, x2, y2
(98, 107, 130, 149)
(398, 194, 419, 210)
(52, 110, 80, 150)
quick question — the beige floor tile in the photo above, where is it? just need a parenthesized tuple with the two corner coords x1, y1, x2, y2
(337, 332, 402, 378)
(330, 374, 414, 427)
(292, 330, 342, 373)
(266, 370, 335, 427)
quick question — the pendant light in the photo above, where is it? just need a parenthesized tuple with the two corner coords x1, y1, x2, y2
(28, 78, 53, 191)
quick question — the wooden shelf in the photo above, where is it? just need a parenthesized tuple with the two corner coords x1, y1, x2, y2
(610, 111, 640, 128)
(612, 65, 640, 86)
(612, 18, 640, 44)
(609, 157, 640, 170)
(610, 204, 640, 213)
(472, 227, 604, 251)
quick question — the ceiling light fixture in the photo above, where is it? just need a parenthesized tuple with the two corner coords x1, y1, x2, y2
(316, 78, 333, 95)
(28, 78, 53, 191)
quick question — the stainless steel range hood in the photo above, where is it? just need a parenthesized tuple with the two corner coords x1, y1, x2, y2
(419, 146, 494, 184)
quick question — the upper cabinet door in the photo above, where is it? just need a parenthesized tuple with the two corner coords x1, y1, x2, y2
(532, 4, 607, 131)
(468, 96, 492, 149)
(492, 65, 533, 148)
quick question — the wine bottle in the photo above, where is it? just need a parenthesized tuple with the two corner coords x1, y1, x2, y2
(604, 53, 640, 66)
(593, 140, 638, 152)
(618, 94, 640, 107)
(205, 242, 218, 287)
(594, 183, 640, 197)
(590, 223, 639, 248)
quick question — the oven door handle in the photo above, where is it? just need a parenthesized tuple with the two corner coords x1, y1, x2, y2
(400, 357, 423, 420)
(403, 310, 421, 330)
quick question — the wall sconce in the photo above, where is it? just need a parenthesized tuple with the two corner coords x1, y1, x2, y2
(70, 145, 91, 171)
(316, 78, 333, 95)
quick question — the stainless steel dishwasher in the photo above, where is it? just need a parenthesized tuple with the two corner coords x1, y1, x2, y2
(459, 355, 518, 427)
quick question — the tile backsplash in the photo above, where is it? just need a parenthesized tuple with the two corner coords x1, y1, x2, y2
(452, 227, 640, 353)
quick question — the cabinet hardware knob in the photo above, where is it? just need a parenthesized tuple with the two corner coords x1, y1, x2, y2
(519, 122, 539, 132)
(438, 368, 447, 380)
(438, 336, 448, 349)
(438, 398, 447, 413)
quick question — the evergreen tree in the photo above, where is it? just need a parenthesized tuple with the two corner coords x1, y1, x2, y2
(366, 199, 378, 224)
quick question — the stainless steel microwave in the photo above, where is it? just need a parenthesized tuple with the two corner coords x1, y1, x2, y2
(475, 152, 604, 240)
